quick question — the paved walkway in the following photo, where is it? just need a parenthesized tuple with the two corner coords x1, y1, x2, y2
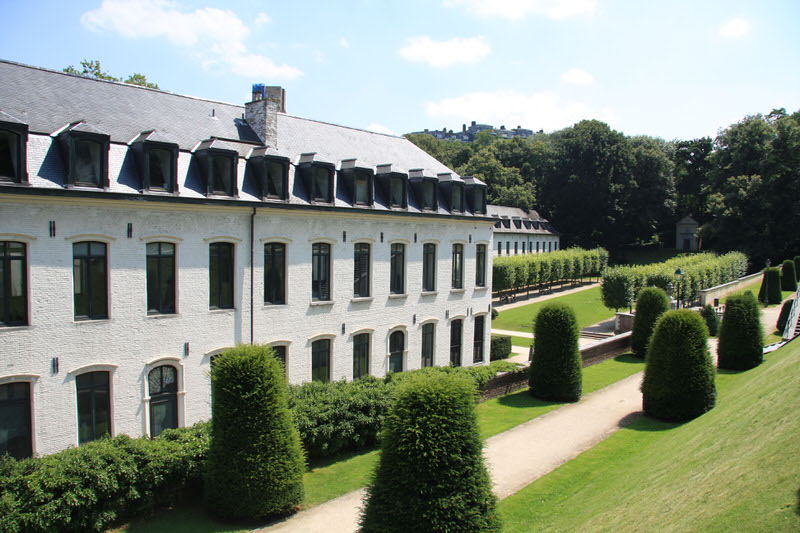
(254, 293, 793, 533)
(493, 281, 599, 312)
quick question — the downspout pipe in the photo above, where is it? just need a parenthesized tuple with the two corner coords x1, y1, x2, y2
(250, 207, 255, 344)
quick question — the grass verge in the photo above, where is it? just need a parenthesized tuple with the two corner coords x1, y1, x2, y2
(724, 279, 793, 306)
(498, 339, 800, 532)
(493, 286, 614, 334)
(509, 335, 532, 348)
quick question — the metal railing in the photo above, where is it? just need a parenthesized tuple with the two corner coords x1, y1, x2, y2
(781, 284, 800, 340)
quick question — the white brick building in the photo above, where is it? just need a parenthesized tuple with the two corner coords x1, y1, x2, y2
(488, 205, 560, 256)
(0, 60, 494, 457)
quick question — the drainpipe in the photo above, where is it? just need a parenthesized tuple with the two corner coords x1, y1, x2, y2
(250, 207, 256, 344)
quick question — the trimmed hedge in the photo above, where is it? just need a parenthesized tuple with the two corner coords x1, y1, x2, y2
(205, 345, 304, 520)
(781, 260, 798, 291)
(360, 373, 501, 532)
(642, 310, 716, 421)
(758, 267, 782, 304)
(718, 292, 764, 371)
(631, 287, 670, 357)
(700, 304, 720, 337)
(490, 335, 512, 360)
(0, 424, 209, 533)
(601, 252, 748, 310)
(493, 247, 608, 294)
(776, 299, 794, 334)
(529, 302, 582, 402)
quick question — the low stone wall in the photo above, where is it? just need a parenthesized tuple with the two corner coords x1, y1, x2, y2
(698, 272, 762, 306)
(479, 331, 633, 401)
(615, 312, 634, 334)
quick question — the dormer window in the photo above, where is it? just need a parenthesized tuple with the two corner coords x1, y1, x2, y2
(375, 165, 408, 209)
(451, 184, 464, 212)
(312, 166, 333, 202)
(470, 187, 486, 214)
(211, 154, 235, 195)
(148, 148, 172, 190)
(422, 180, 436, 210)
(195, 140, 238, 197)
(58, 124, 110, 188)
(390, 176, 406, 208)
(0, 118, 28, 184)
(130, 131, 178, 193)
(355, 171, 371, 205)
(248, 148, 289, 201)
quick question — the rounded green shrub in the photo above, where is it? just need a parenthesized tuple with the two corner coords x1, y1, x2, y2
(529, 302, 582, 402)
(758, 267, 782, 304)
(776, 298, 794, 334)
(359, 373, 500, 533)
(631, 287, 671, 357)
(700, 304, 720, 336)
(642, 310, 716, 421)
(781, 260, 798, 291)
(205, 345, 305, 520)
(490, 335, 512, 360)
(718, 292, 764, 370)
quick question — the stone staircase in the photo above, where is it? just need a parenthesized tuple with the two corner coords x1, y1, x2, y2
(781, 285, 800, 341)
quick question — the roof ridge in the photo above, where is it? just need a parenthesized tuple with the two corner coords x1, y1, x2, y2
(280, 113, 401, 139)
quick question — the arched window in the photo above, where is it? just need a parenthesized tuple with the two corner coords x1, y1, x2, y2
(0, 382, 31, 459)
(389, 330, 404, 373)
(76, 371, 111, 444)
(148, 365, 178, 437)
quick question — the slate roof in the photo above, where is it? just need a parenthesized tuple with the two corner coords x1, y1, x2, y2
(487, 204, 559, 235)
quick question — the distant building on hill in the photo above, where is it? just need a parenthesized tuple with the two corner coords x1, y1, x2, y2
(410, 121, 539, 143)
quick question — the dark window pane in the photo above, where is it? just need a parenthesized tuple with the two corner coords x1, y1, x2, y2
(74, 139, 102, 186)
(210, 243, 234, 309)
(147, 242, 176, 314)
(264, 243, 286, 304)
(266, 161, 285, 198)
(148, 148, 172, 190)
(312, 166, 331, 202)
(473, 316, 485, 363)
(450, 319, 462, 367)
(390, 177, 404, 207)
(390, 244, 404, 294)
(211, 154, 234, 195)
(451, 185, 463, 212)
(0, 382, 32, 459)
(421, 323, 434, 368)
(1, 241, 27, 326)
(149, 366, 178, 437)
(389, 331, 404, 373)
(354, 243, 370, 298)
(73, 242, 107, 320)
(498, 241, 502, 255)
(312, 339, 331, 382)
(423, 243, 436, 292)
(0, 130, 19, 180)
(422, 181, 435, 210)
(476, 244, 486, 287)
(353, 333, 370, 379)
(76, 371, 111, 445)
(312, 243, 331, 301)
(452, 244, 463, 289)
(272, 345, 287, 366)
(355, 173, 370, 205)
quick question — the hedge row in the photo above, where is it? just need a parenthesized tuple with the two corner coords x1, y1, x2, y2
(490, 335, 512, 360)
(493, 247, 609, 293)
(287, 361, 519, 460)
(0, 423, 209, 533)
(601, 252, 748, 310)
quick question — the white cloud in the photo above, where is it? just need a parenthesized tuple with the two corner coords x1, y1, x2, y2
(444, 0, 596, 20)
(718, 17, 751, 38)
(424, 90, 613, 132)
(81, 0, 302, 80)
(255, 12, 271, 25)
(313, 50, 325, 63)
(399, 36, 491, 68)
(365, 123, 397, 136)
(339, 37, 350, 49)
(561, 67, 594, 86)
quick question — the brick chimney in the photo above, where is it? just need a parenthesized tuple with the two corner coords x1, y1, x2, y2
(245, 84, 285, 147)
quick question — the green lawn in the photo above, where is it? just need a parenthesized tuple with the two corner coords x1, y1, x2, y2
(509, 335, 532, 348)
(499, 340, 800, 532)
(493, 286, 614, 334)
(724, 279, 794, 306)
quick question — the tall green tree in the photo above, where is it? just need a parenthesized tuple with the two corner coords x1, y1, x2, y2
(63, 59, 160, 89)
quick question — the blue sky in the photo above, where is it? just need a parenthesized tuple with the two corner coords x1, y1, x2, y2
(2, 0, 799, 140)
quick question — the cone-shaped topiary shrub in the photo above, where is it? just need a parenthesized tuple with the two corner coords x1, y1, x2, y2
(359, 372, 500, 533)
(794, 256, 800, 282)
(529, 302, 582, 402)
(776, 298, 794, 334)
(642, 310, 716, 421)
(205, 345, 305, 520)
(631, 287, 671, 357)
(781, 260, 798, 291)
(700, 304, 719, 337)
(758, 267, 782, 304)
(718, 292, 764, 370)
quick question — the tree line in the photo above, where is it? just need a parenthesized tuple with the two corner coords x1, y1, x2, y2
(407, 109, 800, 265)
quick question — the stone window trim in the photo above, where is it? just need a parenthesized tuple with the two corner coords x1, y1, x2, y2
(65, 233, 116, 244)
(140, 235, 183, 245)
(146, 241, 178, 316)
(386, 326, 408, 373)
(308, 333, 336, 382)
(72, 240, 111, 322)
(310, 239, 335, 303)
(264, 241, 288, 305)
(58, 127, 111, 189)
(267, 340, 292, 368)
(0, 373, 40, 388)
(1, 239, 31, 328)
(71, 366, 117, 445)
(142, 356, 185, 438)
(203, 235, 243, 244)
(0, 374, 38, 458)
(353, 241, 372, 299)
(208, 241, 236, 310)
(259, 236, 293, 245)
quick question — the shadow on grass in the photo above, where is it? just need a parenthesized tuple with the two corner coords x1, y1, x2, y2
(613, 353, 643, 365)
(624, 416, 683, 433)
(306, 446, 377, 471)
(124, 501, 274, 533)
(496, 388, 561, 409)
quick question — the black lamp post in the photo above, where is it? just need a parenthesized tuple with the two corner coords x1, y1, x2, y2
(674, 268, 684, 308)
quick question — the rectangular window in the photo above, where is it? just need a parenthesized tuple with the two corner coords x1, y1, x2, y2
(548, 241, 552, 252)
(451, 185, 463, 212)
(312, 243, 331, 301)
(450, 319, 462, 367)
(0, 130, 20, 182)
(389, 330, 404, 373)
(421, 323, 435, 368)
(390, 176, 405, 207)
(473, 316, 485, 363)
(353, 333, 370, 379)
(272, 345, 287, 367)
(422, 180, 436, 210)
(209, 242, 234, 309)
(422, 243, 436, 292)
(0, 382, 32, 459)
(1, 241, 27, 326)
(211, 154, 234, 196)
(312, 339, 331, 382)
(537, 241, 540, 253)
(312, 166, 332, 202)
(355, 173, 370, 205)
(354, 243, 370, 298)
(452, 243, 464, 289)
(390, 243, 405, 294)
(522, 242, 526, 254)
(76, 371, 111, 445)
(147, 147, 173, 191)
(264, 242, 286, 304)
(498, 241, 502, 255)
(73, 241, 107, 320)
(74, 139, 102, 186)
(146, 242, 175, 314)
(476, 244, 486, 287)
(266, 160, 286, 199)
(506, 242, 510, 255)
(514, 242, 518, 255)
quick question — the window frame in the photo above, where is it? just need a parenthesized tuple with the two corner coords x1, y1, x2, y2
(421, 179, 437, 211)
(389, 242, 406, 295)
(352, 332, 370, 379)
(388, 328, 406, 374)
(473, 315, 486, 363)
(450, 318, 463, 367)
(59, 129, 110, 189)
(209, 242, 235, 310)
(451, 183, 464, 213)
(264, 242, 287, 305)
(421, 322, 436, 368)
(311, 338, 332, 382)
(75, 370, 112, 445)
(73, 241, 108, 321)
(353, 242, 371, 298)
(451, 243, 464, 290)
(475, 244, 487, 287)
(0, 380, 33, 459)
(0, 121, 28, 184)
(146, 241, 176, 315)
(389, 175, 406, 208)
(147, 364, 179, 438)
(422, 242, 437, 292)
(311, 242, 332, 302)
(0, 240, 28, 326)
(311, 165, 334, 203)
(140, 141, 179, 193)
(353, 170, 373, 206)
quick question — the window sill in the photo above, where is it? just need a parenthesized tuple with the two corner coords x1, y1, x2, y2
(146, 313, 180, 319)
(262, 303, 287, 308)
(421, 291, 438, 296)
(388, 293, 408, 299)
(450, 288, 466, 294)
(351, 297, 373, 303)
(310, 300, 334, 307)
(209, 308, 236, 313)
(0, 324, 32, 332)
(74, 318, 111, 324)
(473, 286, 489, 291)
